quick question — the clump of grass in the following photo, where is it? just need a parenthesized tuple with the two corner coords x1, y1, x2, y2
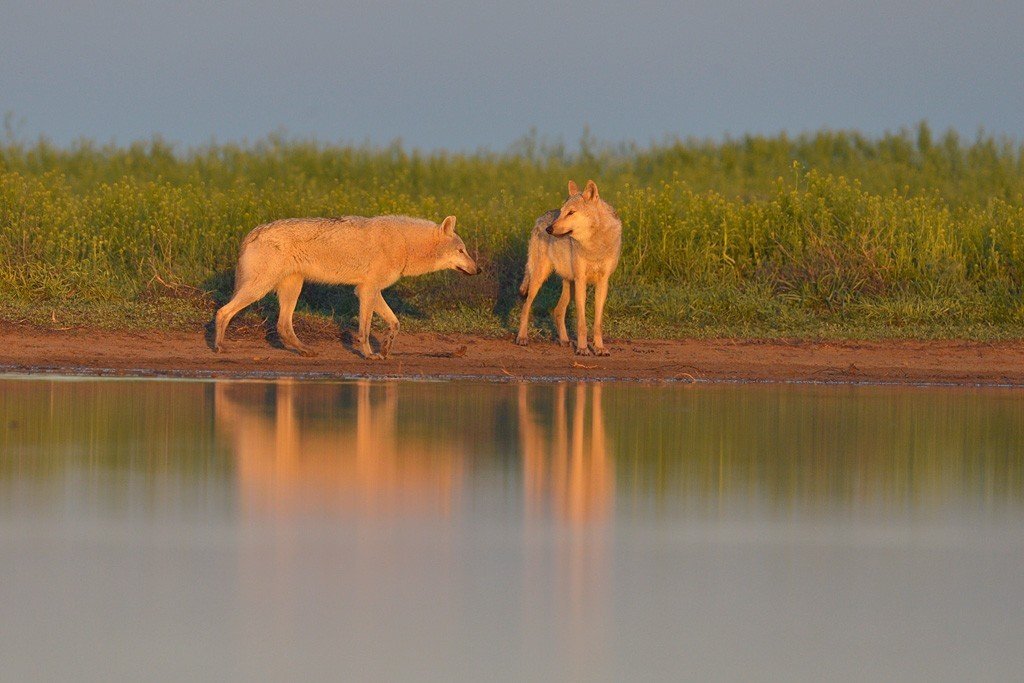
(1, 123, 1023, 340)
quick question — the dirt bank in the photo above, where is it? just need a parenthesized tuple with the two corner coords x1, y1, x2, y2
(2, 322, 1023, 386)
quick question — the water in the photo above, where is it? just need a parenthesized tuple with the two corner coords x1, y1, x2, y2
(2, 375, 1023, 681)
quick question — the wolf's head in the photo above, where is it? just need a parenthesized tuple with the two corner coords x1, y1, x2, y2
(435, 215, 481, 275)
(547, 180, 606, 239)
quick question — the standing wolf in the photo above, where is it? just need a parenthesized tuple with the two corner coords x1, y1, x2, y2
(517, 180, 622, 356)
(214, 215, 480, 359)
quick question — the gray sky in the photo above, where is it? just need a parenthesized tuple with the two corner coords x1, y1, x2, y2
(2, 1, 1023, 150)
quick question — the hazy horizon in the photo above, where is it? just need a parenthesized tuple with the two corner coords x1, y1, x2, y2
(3, 1, 1023, 151)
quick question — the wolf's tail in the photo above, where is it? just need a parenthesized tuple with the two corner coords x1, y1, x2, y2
(519, 240, 537, 298)
(519, 220, 547, 298)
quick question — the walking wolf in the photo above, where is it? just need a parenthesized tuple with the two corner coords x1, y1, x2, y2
(214, 215, 480, 359)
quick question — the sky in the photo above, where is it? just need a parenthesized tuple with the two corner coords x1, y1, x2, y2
(2, 0, 1023, 150)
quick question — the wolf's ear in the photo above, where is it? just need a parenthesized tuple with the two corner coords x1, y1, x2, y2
(440, 215, 457, 235)
(567, 180, 580, 196)
(583, 180, 599, 201)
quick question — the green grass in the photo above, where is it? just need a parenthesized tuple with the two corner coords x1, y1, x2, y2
(2, 122, 1023, 340)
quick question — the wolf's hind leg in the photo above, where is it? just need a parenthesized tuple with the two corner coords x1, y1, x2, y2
(214, 279, 274, 353)
(552, 279, 571, 346)
(275, 274, 315, 357)
(517, 259, 552, 345)
(374, 293, 400, 358)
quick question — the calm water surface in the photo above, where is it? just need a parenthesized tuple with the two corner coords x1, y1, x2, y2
(2, 375, 1023, 681)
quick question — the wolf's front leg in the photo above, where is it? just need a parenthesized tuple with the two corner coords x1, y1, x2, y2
(591, 276, 610, 356)
(573, 268, 591, 356)
(356, 286, 383, 359)
(374, 292, 400, 358)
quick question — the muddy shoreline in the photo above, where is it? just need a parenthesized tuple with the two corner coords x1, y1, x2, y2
(2, 322, 1024, 387)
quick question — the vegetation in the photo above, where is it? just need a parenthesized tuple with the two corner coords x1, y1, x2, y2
(1, 122, 1023, 340)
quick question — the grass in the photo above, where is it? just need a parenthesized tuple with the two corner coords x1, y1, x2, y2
(1, 122, 1023, 341)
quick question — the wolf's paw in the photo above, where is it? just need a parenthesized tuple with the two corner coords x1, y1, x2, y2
(364, 352, 385, 360)
(297, 347, 317, 358)
(515, 335, 529, 346)
(558, 339, 572, 348)
(592, 346, 610, 356)
(575, 345, 593, 356)
(213, 344, 225, 354)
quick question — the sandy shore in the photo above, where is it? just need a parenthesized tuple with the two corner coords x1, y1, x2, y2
(2, 322, 1024, 386)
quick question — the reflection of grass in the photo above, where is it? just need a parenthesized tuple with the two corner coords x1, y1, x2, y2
(1, 123, 1023, 339)
(604, 385, 1024, 511)
(2, 379, 1021, 511)
(0, 379, 228, 479)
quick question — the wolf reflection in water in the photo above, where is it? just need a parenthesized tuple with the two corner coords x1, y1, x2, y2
(213, 381, 615, 523)
(214, 381, 466, 516)
(518, 383, 614, 524)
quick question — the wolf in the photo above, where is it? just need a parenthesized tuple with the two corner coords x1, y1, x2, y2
(516, 180, 622, 355)
(213, 214, 480, 359)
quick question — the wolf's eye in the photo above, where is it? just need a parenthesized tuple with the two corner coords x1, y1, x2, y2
(565, 210, 575, 217)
